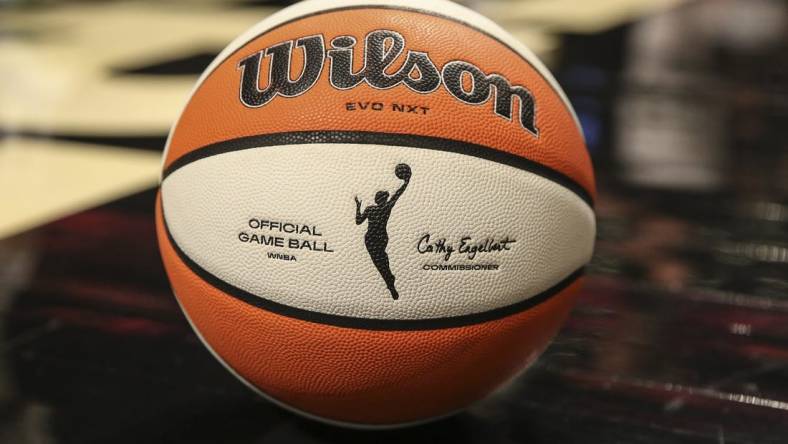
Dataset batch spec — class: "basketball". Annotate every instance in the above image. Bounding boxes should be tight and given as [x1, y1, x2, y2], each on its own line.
[156, 0, 595, 428]
[395, 163, 411, 181]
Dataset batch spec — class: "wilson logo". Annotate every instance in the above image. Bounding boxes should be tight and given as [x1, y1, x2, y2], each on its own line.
[237, 29, 539, 137]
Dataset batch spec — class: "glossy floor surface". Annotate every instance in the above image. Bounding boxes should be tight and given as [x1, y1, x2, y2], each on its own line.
[1, 0, 787, 443]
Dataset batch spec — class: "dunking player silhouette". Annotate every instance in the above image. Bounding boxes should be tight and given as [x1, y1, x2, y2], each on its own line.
[355, 163, 411, 300]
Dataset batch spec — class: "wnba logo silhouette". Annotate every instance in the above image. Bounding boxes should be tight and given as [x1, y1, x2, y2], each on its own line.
[354, 164, 411, 300]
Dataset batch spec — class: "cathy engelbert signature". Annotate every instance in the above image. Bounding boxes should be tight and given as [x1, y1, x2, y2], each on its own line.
[417, 234, 516, 261]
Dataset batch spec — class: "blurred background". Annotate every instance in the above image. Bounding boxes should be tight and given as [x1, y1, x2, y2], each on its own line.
[1, 0, 787, 443]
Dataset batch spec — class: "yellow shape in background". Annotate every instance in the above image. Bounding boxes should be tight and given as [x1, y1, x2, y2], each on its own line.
[0, 137, 161, 239]
[0, 3, 277, 135]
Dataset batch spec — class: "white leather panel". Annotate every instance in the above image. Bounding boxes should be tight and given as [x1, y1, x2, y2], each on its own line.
[161, 143, 594, 320]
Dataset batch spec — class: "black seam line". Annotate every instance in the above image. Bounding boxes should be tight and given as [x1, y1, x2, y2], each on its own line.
[162, 202, 585, 331]
[163, 131, 594, 208]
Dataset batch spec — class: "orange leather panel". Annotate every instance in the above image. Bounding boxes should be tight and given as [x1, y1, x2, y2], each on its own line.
[164, 7, 595, 199]
[156, 194, 580, 425]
